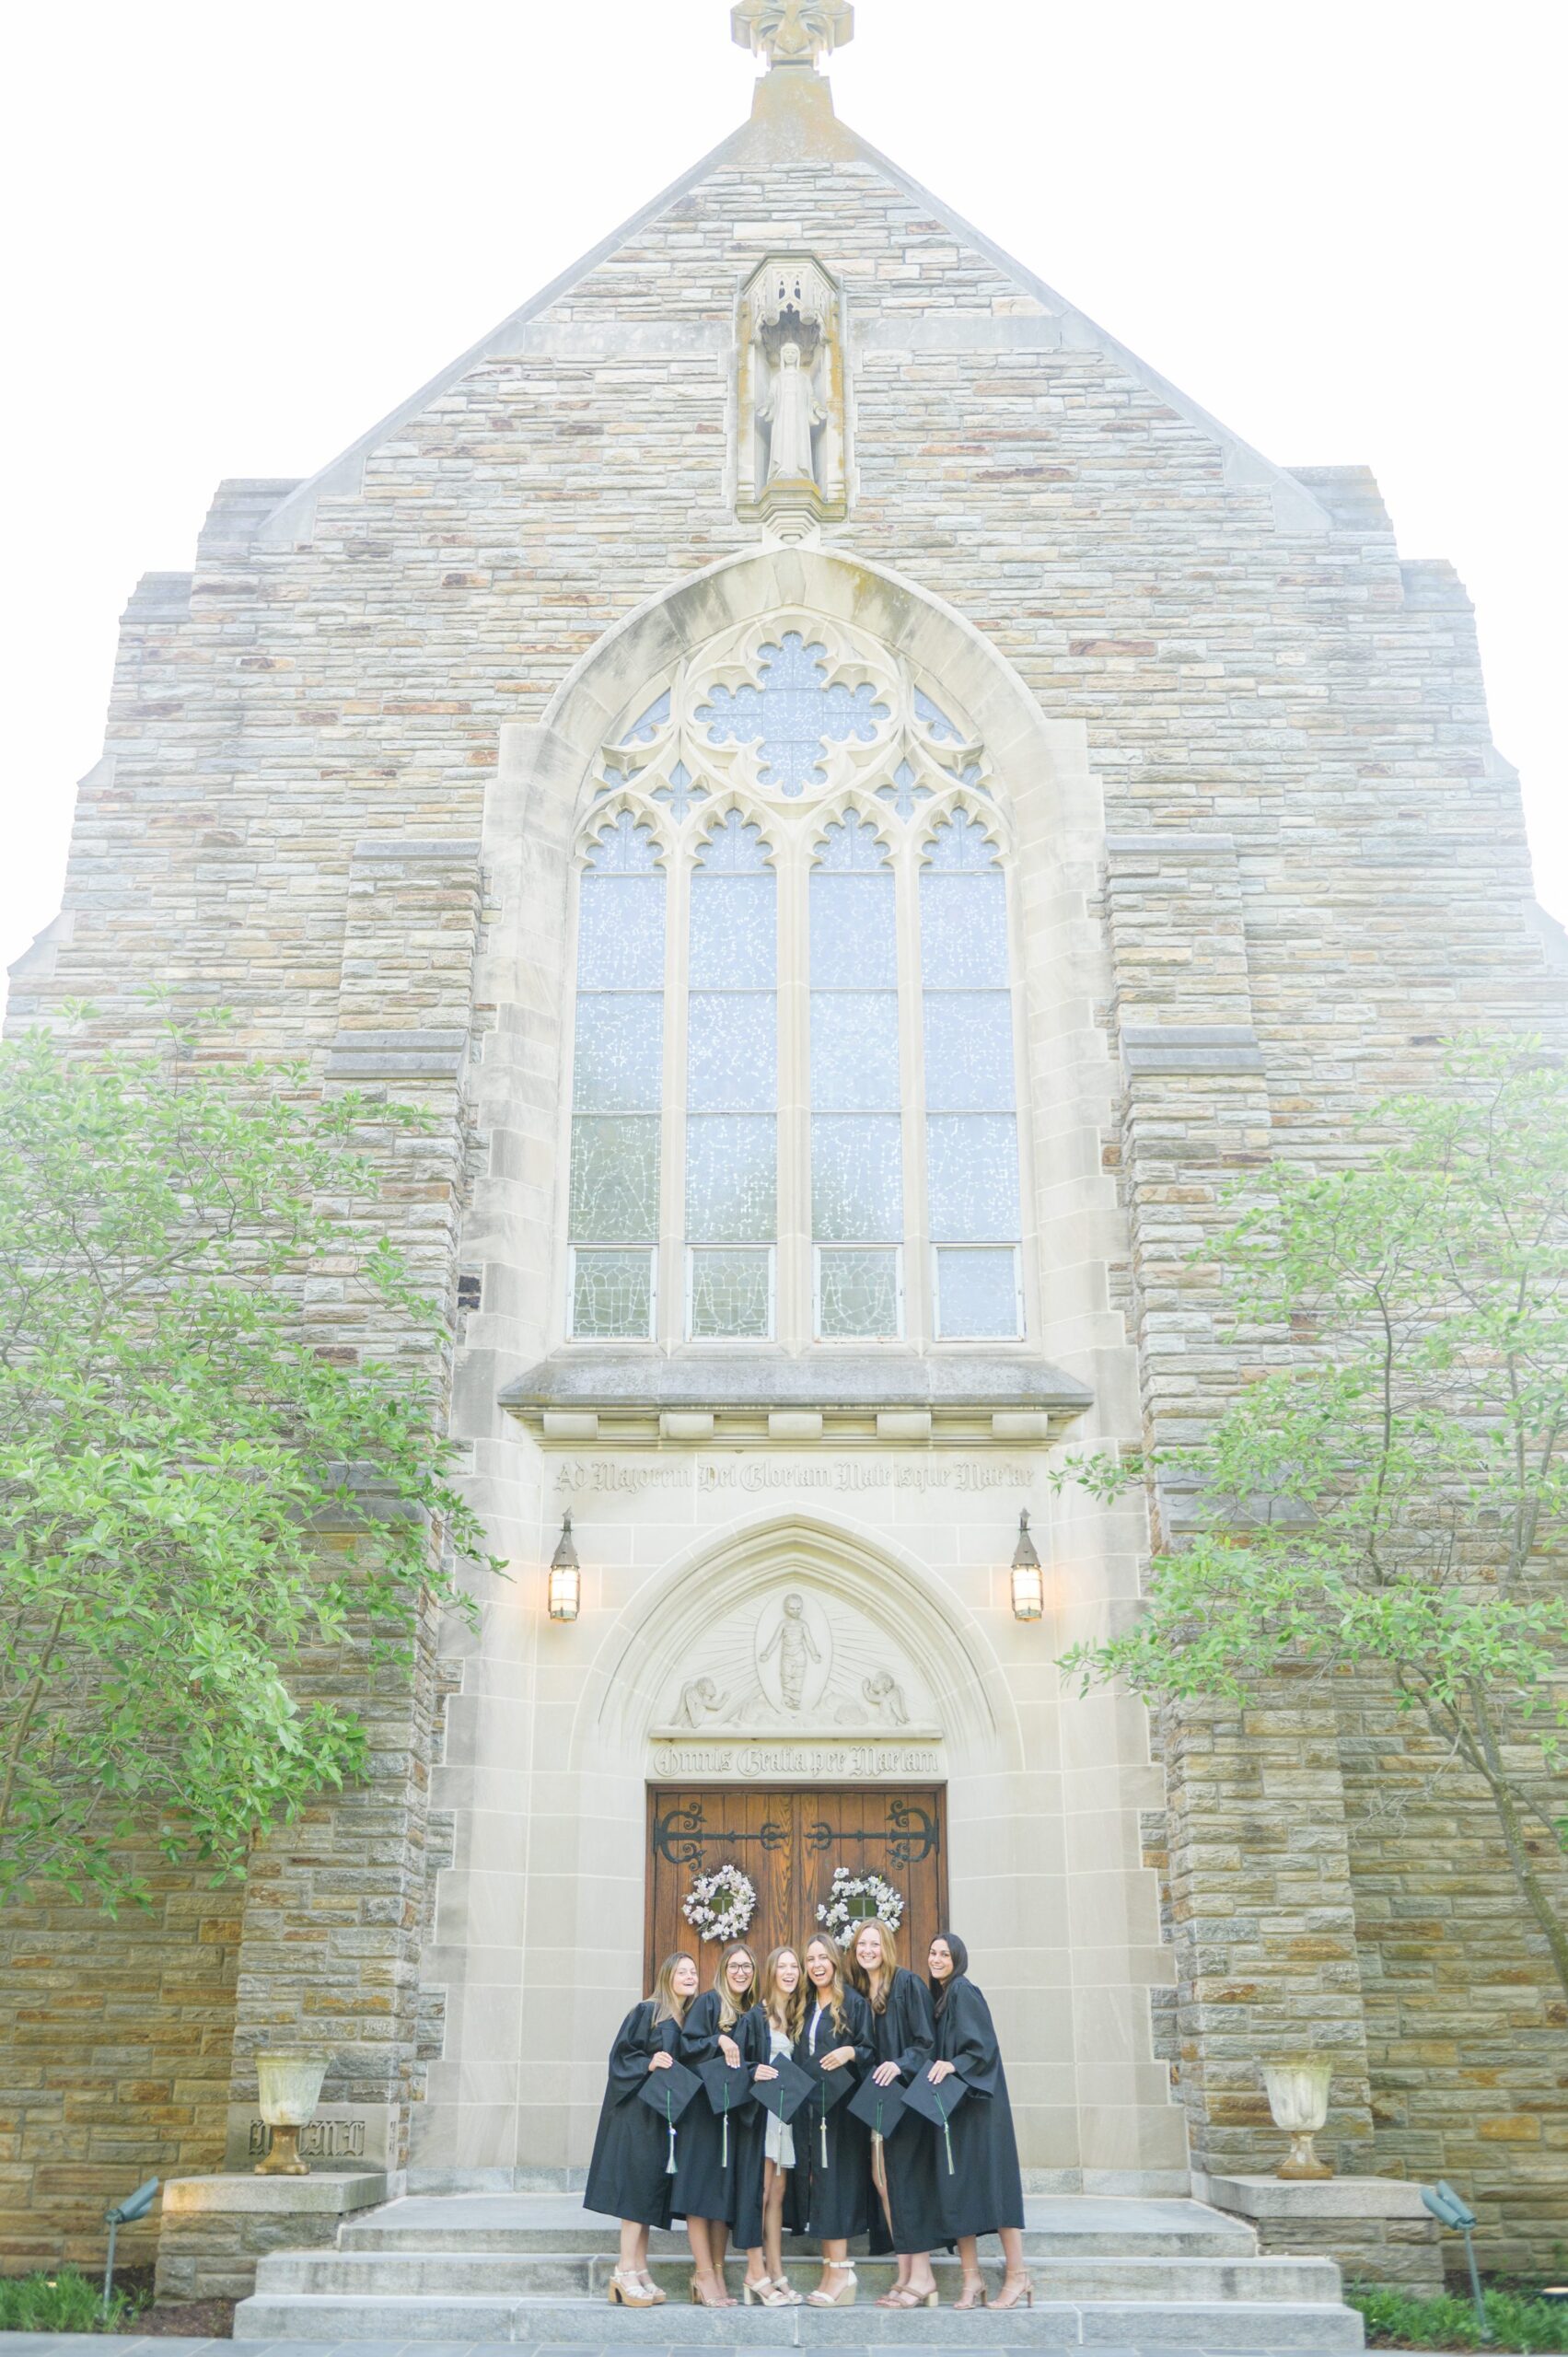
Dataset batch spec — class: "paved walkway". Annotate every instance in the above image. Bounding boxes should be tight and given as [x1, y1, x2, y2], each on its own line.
[0, 2341, 1425, 2357]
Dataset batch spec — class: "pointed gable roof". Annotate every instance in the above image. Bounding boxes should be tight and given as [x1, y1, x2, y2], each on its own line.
[254, 59, 1328, 550]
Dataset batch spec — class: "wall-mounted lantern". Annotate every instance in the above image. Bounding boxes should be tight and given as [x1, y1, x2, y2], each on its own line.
[1010, 1511, 1044, 1621]
[548, 1513, 581, 1623]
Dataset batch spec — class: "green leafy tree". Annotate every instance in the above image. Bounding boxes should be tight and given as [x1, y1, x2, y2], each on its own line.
[0, 1012, 498, 1914]
[1060, 1040, 1568, 1996]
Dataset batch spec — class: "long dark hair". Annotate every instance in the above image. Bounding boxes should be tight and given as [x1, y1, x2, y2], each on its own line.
[929, 1929, 970, 2020]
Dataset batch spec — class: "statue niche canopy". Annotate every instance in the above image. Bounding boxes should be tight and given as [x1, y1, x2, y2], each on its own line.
[738, 256, 849, 529]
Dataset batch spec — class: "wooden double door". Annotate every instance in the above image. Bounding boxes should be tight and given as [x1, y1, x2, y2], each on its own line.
[645, 1785, 947, 1988]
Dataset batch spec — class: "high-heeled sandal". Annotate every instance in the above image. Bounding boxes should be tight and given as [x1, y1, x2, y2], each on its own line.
[743, 2275, 793, 2306]
[807, 2261, 857, 2307]
[690, 2272, 730, 2307]
[885, 2282, 940, 2307]
[772, 2276, 804, 2305]
[990, 2274, 1035, 2310]
[954, 2276, 988, 2311]
[607, 2270, 660, 2307]
[633, 2270, 666, 2305]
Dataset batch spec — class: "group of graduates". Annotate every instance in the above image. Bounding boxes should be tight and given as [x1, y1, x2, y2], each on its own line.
[584, 1918, 1030, 2311]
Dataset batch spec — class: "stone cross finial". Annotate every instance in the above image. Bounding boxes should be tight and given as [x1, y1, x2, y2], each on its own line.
[731, 0, 854, 69]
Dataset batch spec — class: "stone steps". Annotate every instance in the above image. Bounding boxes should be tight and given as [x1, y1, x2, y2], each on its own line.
[233, 2292, 1365, 2347]
[340, 2218, 1259, 2259]
[253, 2247, 1344, 2304]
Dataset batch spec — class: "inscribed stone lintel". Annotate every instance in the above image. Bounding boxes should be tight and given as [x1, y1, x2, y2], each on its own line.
[221, 2102, 394, 2174]
[649, 1736, 943, 1782]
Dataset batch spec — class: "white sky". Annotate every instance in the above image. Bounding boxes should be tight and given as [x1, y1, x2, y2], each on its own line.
[3, 0, 1563, 994]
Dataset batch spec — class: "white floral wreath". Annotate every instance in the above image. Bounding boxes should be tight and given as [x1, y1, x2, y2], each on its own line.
[682, 1864, 758, 1945]
[816, 1866, 905, 1944]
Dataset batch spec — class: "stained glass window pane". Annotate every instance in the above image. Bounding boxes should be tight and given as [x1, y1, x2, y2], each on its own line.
[935, 1248, 1021, 1341]
[919, 872, 1008, 988]
[810, 874, 898, 987]
[688, 993, 776, 1112]
[690, 1249, 773, 1341]
[915, 689, 964, 745]
[686, 1116, 777, 1241]
[923, 992, 1015, 1113]
[696, 634, 889, 799]
[573, 994, 663, 1111]
[818, 1248, 901, 1341]
[578, 877, 666, 990]
[811, 993, 900, 1111]
[926, 1116, 1021, 1243]
[690, 876, 776, 988]
[812, 1115, 903, 1241]
[569, 1117, 662, 1242]
[572, 1249, 656, 1341]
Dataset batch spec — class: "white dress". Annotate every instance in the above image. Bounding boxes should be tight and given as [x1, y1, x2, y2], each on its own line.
[764, 2026, 796, 2168]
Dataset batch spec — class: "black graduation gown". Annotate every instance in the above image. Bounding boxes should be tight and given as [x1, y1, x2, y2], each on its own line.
[728, 2003, 778, 2254]
[930, 1977, 1027, 2242]
[788, 1989, 875, 2242]
[673, 1986, 749, 2225]
[583, 2000, 682, 2230]
[865, 1967, 946, 2256]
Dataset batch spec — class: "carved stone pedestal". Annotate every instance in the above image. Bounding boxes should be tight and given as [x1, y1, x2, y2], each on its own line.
[153, 2171, 388, 2305]
[1198, 2173, 1444, 2295]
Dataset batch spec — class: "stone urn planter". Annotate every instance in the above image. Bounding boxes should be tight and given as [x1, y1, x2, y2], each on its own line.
[254, 2050, 331, 2177]
[1262, 2058, 1334, 2181]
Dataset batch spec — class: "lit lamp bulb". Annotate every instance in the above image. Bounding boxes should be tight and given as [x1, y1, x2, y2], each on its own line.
[548, 1512, 581, 1622]
[1010, 1510, 1044, 1622]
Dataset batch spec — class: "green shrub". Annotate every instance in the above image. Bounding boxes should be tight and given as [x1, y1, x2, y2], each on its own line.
[1352, 2285, 1568, 2352]
[0, 2265, 136, 2330]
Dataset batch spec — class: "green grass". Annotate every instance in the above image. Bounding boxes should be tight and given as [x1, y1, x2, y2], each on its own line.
[1352, 2285, 1568, 2352]
[0, 2265, 139, 2332]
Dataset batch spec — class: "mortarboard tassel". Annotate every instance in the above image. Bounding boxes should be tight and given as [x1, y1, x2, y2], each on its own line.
[666, 2091, 678, 2177]
[820, 2102, 829, 2169]
[722, 2088, 729, 2172]
[938, 2093, 955, 2176]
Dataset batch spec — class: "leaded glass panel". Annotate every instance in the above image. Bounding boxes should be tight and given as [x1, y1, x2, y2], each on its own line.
[690, 877, 776, 988]
[569, 1116, 661, 1243]
[812, 1114, 903, 1242]
[696, 634, 889, 799]
[686, 1115, 777, 1242]
[689, 1248, 773, 1341]
[923, 992, 1015, 1113]
[810, 874, 898, 988]
[935, 1248, 1021, 1341]
[573, 994, 663, 1112]
[572, 1249, 656, 1341]
[925, 1116, 1021, 1243]
[817, 1248, 901, 1341]
[919, 871, 1008, 988]
[811, 993, 900, 1111]
[577, 877, 665, 991]
[687, 993, 777, 1112]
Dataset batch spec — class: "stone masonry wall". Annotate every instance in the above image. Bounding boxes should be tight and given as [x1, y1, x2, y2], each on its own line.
[3, 75, 1564, 2264]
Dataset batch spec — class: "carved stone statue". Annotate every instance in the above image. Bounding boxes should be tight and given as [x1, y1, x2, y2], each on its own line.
[761, 343, 826, 487]
[677, 1676, 729, 1729]
[731, 0, 854, 70]
[758, 1590, 821, 1711]
[862, 1670, 910, 1728]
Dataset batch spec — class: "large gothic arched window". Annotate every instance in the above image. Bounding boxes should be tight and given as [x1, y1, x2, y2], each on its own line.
[565, 615, 1028, 1349]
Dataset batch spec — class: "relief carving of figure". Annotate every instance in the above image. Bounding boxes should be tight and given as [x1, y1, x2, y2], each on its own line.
[757, 1590, 821, 1712]
[676, 1676, 730, 1729]
[761, 342, 826, 486]
[862, 1670, 910, 1727]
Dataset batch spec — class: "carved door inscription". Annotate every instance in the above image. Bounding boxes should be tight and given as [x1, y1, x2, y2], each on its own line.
[645, 1785, 947, 1988]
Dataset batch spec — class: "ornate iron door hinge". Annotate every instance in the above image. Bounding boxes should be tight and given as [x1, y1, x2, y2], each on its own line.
[653, 1802, 787, 1866]
[804, 1799, 939, 1866]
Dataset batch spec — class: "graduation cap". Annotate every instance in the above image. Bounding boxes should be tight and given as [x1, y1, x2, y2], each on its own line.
[638, 2058, 703, 2176]
[902, 2067, 970, 2175]
[697, 2054, 756, 2169]
[750, 2051, 814, 2125]
[847, 2070, 911, 2142]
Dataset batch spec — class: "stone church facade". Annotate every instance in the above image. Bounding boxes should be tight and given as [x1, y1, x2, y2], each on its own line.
[5, 1, 1566, 2285]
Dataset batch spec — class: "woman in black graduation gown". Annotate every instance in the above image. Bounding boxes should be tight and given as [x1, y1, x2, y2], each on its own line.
[925, 1933, 1032, 2311]
[793, 1933, 876, 2305]
[585, 1951, 698, 2307]
[848, 1918, 944, 2306]
[675, 1941, 758, 2306]
[732, 1945, 804, 2307]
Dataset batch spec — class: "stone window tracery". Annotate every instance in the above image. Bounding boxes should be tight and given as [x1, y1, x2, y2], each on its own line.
[567, 613, 1025, 1347]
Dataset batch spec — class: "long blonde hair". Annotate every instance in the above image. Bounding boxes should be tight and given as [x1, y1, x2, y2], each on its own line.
[847, 1917, 899, 2014]
[714, 1942, 758, 2031]
[651, 1951, 694, 2028]
[760, 1945, 805, 2038]
[803, 1933, 851, 2036]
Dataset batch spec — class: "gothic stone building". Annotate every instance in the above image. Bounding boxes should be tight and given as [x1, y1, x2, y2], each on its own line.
[5, 0, 1567, 2292]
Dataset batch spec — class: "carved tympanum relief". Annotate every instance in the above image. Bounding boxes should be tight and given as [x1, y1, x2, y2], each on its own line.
[660, 1584, 927, 1736]
[738, 256, 849, 534]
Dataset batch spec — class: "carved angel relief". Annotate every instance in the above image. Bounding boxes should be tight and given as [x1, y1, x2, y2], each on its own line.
[738, 255, 849, 536]
[658, 1585, 927, 1736]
